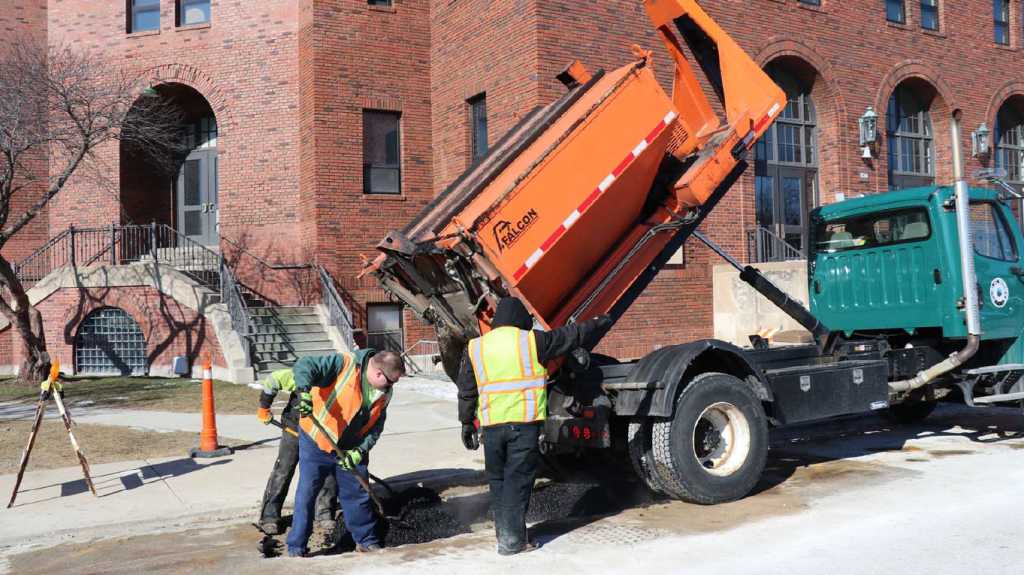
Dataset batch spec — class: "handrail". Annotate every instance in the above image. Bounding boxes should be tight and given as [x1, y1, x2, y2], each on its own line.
[315, 264, 356, 351]
[746, 226, 805, 263]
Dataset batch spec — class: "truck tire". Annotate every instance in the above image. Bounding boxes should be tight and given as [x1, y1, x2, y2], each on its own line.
[650, 372, 768, 504]
[627, 417, 669, 495]
[885, 399, 937, 424]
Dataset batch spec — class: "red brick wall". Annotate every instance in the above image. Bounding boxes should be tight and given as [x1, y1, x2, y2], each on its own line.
[15, 286, 226, 373]
[298, 0, 433, 348]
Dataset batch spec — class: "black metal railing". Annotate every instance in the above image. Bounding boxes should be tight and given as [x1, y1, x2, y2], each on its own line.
[219, 232, 356, 349]
[746, 226, 805, 263]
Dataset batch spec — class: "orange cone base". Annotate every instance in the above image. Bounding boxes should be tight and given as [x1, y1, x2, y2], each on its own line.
[189, 446, 233, 459]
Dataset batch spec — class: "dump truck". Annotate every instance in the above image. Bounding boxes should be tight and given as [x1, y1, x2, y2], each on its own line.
[362, 0, 1024, 505]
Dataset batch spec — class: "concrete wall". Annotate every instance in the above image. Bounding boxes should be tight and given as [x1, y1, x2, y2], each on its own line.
[713, 260, 809, 347]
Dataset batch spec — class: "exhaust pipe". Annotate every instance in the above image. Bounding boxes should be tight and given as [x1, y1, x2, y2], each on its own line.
[890, 110, 981, 395]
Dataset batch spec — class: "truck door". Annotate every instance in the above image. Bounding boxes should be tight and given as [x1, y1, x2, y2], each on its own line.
[969, 199, 1024, 339]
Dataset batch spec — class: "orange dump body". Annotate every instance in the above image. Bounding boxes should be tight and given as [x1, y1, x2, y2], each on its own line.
[362, 0, 785, 377]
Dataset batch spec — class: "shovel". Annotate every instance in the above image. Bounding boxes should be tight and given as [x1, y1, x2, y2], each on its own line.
[269, 417, 399, 497]
[302, 412, 413, 530]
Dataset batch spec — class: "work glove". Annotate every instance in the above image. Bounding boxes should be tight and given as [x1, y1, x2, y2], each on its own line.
[461, 422, 480, 451]
[296, 391, 313, 416]
[256, 407, 272, 425]
[338, 449, 364, 471]
[594, 314, 613, 329]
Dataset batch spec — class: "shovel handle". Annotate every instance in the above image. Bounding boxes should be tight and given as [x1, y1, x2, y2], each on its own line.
[268, 418, 299, 437]
[304, 411, 388, 517]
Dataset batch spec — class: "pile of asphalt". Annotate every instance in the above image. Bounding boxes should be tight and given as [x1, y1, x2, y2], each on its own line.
[324, 486, 471, 550]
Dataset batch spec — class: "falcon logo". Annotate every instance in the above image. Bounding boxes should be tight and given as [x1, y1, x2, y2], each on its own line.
[492, 209, 539, 252]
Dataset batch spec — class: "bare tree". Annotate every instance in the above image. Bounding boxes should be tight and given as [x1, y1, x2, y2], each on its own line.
[0, 38, 184, 381]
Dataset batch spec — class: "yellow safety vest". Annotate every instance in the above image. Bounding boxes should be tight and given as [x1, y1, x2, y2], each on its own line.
[469, 326, 549, 426]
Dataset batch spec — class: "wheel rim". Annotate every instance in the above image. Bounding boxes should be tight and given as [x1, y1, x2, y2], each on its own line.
[691, 401, 751, 477]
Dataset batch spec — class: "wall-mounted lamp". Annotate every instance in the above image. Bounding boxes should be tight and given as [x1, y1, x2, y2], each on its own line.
[140, 83, 160, 98]
[972, 122, 991, 157]
[859, 106, 879, 158]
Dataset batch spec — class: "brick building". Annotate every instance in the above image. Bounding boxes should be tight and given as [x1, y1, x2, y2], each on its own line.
[1, 0, 1021, 381]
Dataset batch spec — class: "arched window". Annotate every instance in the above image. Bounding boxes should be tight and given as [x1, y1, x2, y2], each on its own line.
[75, 307, 148, 375]
[995, 100, 1024, 226]
[886, 85, 934, 191]
[754, 64, 818, 257]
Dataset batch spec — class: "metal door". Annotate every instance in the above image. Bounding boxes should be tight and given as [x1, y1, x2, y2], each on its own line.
[176, 149, 218, 245]
[969, 200, 1023, 339]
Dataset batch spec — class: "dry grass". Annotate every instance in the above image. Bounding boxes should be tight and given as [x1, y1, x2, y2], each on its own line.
[0, 420, 256, 474]
[0, 376, 262, 415]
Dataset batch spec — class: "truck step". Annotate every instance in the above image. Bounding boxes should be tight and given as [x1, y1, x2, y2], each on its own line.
[966, 364, 1024, 375]
[972, 391, 1024, 404]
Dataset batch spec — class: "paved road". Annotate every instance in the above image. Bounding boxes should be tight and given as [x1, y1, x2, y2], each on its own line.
[3, 403, 1023, 575]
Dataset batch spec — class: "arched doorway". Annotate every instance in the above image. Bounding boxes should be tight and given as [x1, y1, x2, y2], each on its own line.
[75, 307, 148, 375]
[754, 61, 819, 255]
[886, 83, 935, 191]
[120, 83, 219, 246]
[994, 96, 1024, 226]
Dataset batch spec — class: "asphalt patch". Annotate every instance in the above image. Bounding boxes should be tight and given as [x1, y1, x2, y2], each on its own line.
[324, 486, 472, 551]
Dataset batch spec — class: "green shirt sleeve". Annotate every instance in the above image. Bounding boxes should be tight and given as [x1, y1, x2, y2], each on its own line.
[292, 354, 348, 391]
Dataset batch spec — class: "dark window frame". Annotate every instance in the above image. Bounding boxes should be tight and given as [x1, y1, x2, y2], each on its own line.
[815, 207, 932, 254]
[971, 200, 1019, 262]
[362, 110, 402, 195]
[885, 0, 906, 23]
[886, 85, 935, 191]
[468, 93, 488, 163]
[127, 0, 160, 33]
[995, 0, 1010, 44]
[797, 0, 821, 5]
[368, 0, 393, 6]
[920, 0, 939, 30]
[176, 0, 211, 26]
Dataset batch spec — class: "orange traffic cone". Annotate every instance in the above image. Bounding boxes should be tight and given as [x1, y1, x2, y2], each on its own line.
[189, 350, 232, 458]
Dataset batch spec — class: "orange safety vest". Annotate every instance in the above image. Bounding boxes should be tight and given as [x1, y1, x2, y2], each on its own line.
[298, 352, 389, 454]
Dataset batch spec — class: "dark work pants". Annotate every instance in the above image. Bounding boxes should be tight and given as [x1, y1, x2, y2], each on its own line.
[259, 402, 338, 524]
[286, 430, 379, 554]
[482, 422, 541, 554]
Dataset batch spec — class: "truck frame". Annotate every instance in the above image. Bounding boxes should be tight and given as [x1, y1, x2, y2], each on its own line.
[362, 0, 1024, 504]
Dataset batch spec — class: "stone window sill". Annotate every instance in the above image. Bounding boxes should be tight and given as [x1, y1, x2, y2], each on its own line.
[126, 29, 161, 38]
[921, 28, 946, 39]
[177, 22, 212, 32]
[885, 20, 912, 31]
[364, 194, 407, 201]
[994, 42, 1017, 52]
[369, 5, 397, 14]
[796, 2, 827, 13]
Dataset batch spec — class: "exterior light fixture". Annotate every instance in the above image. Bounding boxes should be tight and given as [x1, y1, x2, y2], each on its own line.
[859, 107, 879, 159]
[140, 83, 160, 98]
[972, 122, 991, 157]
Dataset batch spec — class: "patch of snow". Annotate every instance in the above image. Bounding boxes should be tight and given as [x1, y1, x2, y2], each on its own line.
[129, 426, 176, 434]
[398, 377, 458, 401]
[247, 382, 264, 391]
[74, 400, 95, 407]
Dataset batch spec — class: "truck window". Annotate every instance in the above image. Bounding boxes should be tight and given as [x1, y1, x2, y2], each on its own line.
[970, 202, 1017, 261]
[815, 208, 930, 253]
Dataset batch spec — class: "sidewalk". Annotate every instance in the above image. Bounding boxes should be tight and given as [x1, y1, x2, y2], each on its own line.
[0, 377, 485, 549]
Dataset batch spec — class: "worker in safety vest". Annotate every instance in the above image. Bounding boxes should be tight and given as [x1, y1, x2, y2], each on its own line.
[284, 349, 406, 557]
[255, 369, 339, 535]
[456, 297, 611, 555]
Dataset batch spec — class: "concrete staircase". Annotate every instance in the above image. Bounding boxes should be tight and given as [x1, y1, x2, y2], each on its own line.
[249, 306, 337, 380]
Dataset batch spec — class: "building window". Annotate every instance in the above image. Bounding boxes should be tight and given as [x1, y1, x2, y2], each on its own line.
[469, 94, 488, 162]
[995, 101, 1024, 227]
[363, 110, 401, 195]
[367, 304, 404, 353]
[753, 64, 817, 258]
[798, 0, 821, 5]
[368, 0, 392, 5]
[75, 307, 148, 376]
[885, 0, 905, 23]
[177, 0, 210, 26]
[921, 0, 939, 30]
[129, 0, 160, 33]
[886, 85, 934, 191]
[995, 0, 1010, 44]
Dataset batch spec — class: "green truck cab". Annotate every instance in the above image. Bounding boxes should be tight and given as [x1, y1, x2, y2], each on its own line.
[808, 186, 1024, 366]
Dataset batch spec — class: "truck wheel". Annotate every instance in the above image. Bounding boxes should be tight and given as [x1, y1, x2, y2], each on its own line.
[885, 400, 937, 424]
[650, 372, 768, 504]
[627, 417, 669, 495]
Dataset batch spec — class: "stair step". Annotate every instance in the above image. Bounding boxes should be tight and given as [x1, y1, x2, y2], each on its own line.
[249, 306, 317, 316]
[255, 360, 298, 373]
[250, 314, 321, 326]
[252, 349, 338, 362]
[249, 323, 327, 335]
[251, 340, 333, 353]
[248, 331, 332, 343]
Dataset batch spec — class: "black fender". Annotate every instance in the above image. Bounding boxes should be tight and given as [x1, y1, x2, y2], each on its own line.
[613, 339, 773, 417]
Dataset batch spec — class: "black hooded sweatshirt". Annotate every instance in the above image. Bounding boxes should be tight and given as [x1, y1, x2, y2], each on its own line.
[455, 297, 610, 425]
